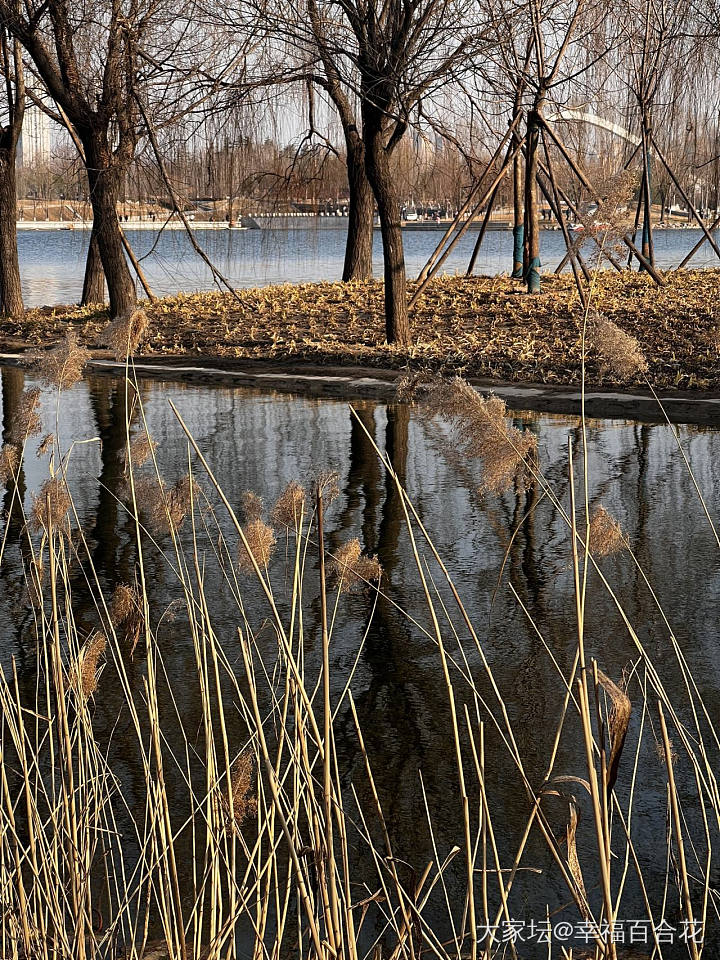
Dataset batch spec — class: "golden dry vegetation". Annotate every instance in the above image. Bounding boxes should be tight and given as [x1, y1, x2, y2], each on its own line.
[5, 270, 720, 390]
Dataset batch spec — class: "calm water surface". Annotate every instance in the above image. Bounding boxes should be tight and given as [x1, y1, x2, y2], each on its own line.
[2, 368, 719, 954]
[17, 220, 720, 306]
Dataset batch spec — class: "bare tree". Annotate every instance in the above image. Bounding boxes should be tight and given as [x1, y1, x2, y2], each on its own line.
[0, 0, 226, 317]
[306, 8, 374, 282]
[0, 23, 24, 316]
[0, 0, 144, 316]
[294, 0, 491, 342]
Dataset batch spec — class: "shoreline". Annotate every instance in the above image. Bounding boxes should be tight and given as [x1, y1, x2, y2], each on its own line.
[0, 351, 717, 425]
[14, 218, 705, 232]
[3, 271, 720, 425]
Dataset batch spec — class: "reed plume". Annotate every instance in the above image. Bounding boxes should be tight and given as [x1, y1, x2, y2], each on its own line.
[238, 519, 277, 571]
[404, 376, 538, 495]
[80, 631, 107, 699]
[331, 539, 382, 592]
[0, 443, 19, 484]
[587, 506, 625, 558]
[574, 171, 637, 263]
[30, 330, 89, 390]
[315, 470, 340, 506]
[121, 431, 157, 472]
[589, 315, 648, 382]
[271, 481, 307, 529]
[37, 433, 55, 457]
[129, 473, 195, 536]
[222, 750, 257, 826]
[30, 475, 72, 533]
[240, 490, 264, 523]
[10, 387, 42, 444]
[101, 308, 150, 360]
[109, 582, 144, 654]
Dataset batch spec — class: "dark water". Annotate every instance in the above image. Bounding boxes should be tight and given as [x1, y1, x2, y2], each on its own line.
[2, 367, 720, 955]
[17, 220, 720, 307]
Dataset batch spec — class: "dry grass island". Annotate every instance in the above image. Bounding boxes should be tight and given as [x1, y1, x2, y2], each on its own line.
[5, 269, 720, 393]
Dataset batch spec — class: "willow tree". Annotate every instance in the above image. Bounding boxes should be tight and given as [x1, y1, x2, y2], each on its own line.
[297, 0, 490, 344]
[0, 25, 23, 317]
[0, 0, 142, 316]
[306, 2, 374, 282]
[0, 0, 221, 318]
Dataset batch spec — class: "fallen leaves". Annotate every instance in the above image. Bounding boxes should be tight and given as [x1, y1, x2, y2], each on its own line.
[5, 270, 720, 391]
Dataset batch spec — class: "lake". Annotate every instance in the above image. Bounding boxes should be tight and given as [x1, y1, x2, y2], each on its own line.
[1, 366, 718, 955]
[17, 219, 720, 307]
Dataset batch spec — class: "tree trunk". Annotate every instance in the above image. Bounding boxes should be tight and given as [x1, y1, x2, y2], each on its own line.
[343, 133, 374, 282]
[0, 149, 23, 317]
[640, 120, 655, 269]
[523, 102, 544, 294]
[81, 225, 106, 305]
[363, 116, 410, 346]
[82, 132, 136, 318]
[512, 144, 524, 279]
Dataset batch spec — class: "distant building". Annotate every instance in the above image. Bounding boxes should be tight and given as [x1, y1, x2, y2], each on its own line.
[19, 105, 51, 167]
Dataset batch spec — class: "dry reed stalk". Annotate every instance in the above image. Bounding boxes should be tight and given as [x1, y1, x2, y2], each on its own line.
[315, 482, 342, 956]
[659, 703, 701, 960]
[237, 629, 326, 960]
[569, 438, 617, 958]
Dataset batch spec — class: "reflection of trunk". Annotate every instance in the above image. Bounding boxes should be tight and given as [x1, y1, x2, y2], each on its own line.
[333, 404, 382, 553]
[0, 149, 23, 317]
[82, 132, 136, 318]
[343, 133, 374, 282]
[363, 106, 410, 345]
[87, 377, 129, 577]
[81, 225, 106, 305]
[1, 367, 26, 538]
[523, 98, 544, 294]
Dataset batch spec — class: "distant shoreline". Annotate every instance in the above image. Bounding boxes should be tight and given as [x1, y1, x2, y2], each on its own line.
[14, 218, 707, 232]
[15, 220, 249, 231]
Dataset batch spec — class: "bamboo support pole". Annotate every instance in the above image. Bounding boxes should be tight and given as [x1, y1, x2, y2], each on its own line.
[649, 135, 720, 265]
[409, 137, 525, 308]
[541, 119, 665, 284]
[416, 114, 524, 284]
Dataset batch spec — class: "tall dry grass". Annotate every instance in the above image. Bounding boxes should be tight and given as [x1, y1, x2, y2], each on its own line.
[0, 300, 718, 960]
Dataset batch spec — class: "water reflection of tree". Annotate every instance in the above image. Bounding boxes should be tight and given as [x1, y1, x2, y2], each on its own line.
[334, 405, 459, 927]
[330, 402, 381, 553]
[86, 374, 135, 584]
[2, 366, 27, 539]
[0, 367, 36, 656]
